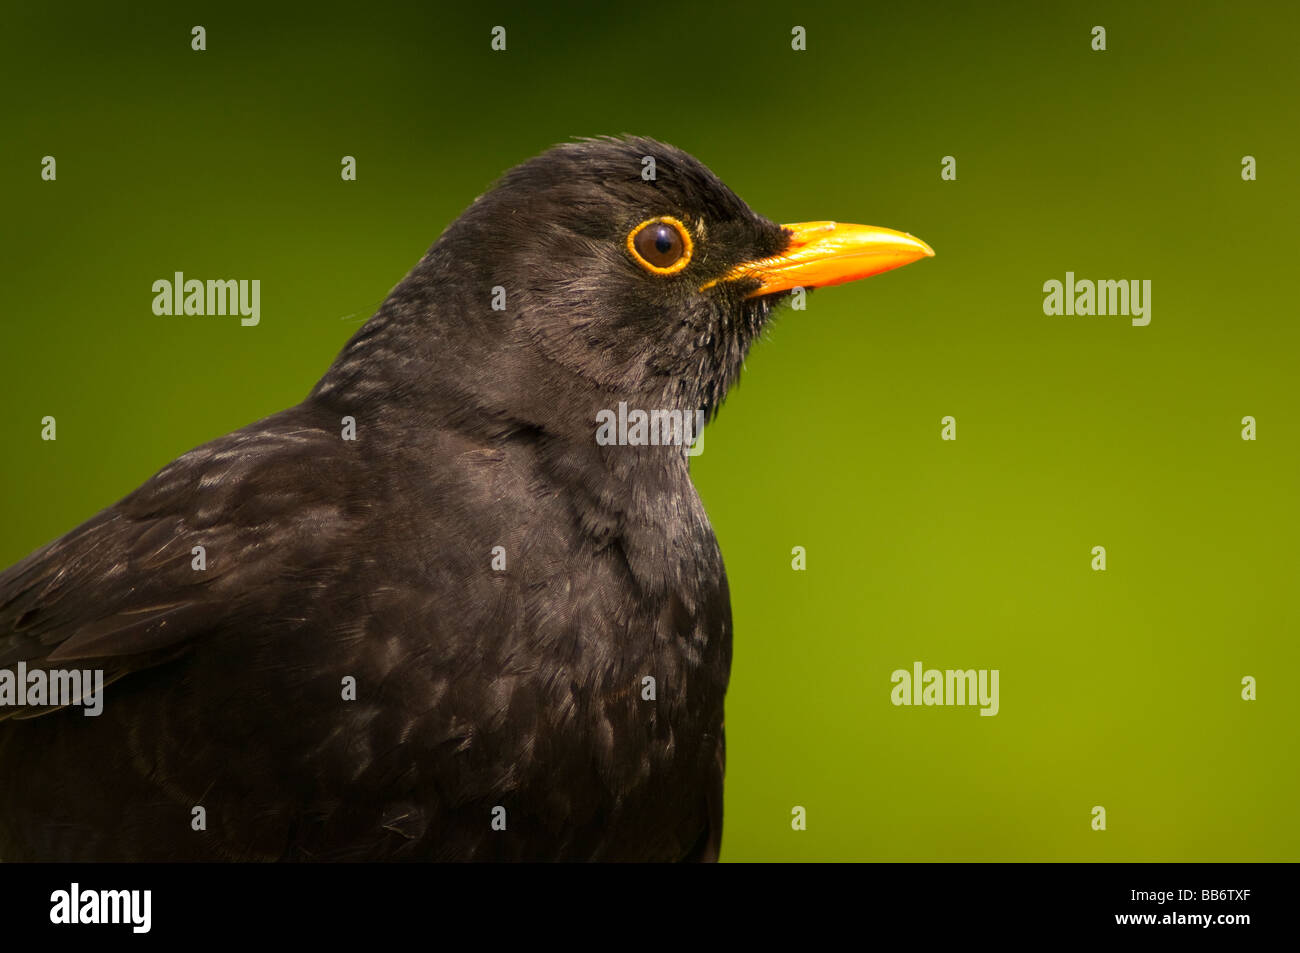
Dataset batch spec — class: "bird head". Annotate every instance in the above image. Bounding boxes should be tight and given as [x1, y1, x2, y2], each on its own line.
[315, 137, 933, 445]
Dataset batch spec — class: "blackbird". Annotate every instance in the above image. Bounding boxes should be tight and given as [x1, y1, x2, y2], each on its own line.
[0, 137, 932, 861]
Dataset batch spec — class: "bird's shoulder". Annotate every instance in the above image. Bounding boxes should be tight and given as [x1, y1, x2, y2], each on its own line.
[0, 403, 367, 680]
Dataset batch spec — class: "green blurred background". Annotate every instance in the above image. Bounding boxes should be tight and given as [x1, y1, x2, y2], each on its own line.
[1, 0, 1296, 861]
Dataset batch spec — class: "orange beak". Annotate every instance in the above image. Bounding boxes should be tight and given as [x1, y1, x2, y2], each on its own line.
[703, 221, 934, 297]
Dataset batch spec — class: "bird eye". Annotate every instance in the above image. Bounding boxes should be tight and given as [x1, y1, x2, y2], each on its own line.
[627, 217, 692, 275]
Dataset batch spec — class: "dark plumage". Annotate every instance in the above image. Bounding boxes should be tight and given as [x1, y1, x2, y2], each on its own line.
[0, 137, 930, 861]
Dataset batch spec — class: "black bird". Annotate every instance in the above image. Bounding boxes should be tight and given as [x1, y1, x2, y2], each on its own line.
[0, 137, 932, 861]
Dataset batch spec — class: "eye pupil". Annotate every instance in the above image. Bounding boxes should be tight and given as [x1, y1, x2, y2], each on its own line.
[631, 218, 688, 272]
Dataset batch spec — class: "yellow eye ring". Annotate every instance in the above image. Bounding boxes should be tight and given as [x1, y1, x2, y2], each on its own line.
[626, 216, 693, 275]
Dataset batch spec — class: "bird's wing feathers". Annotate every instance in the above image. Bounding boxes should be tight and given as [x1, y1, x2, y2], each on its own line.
[0, 408, 359, 717]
